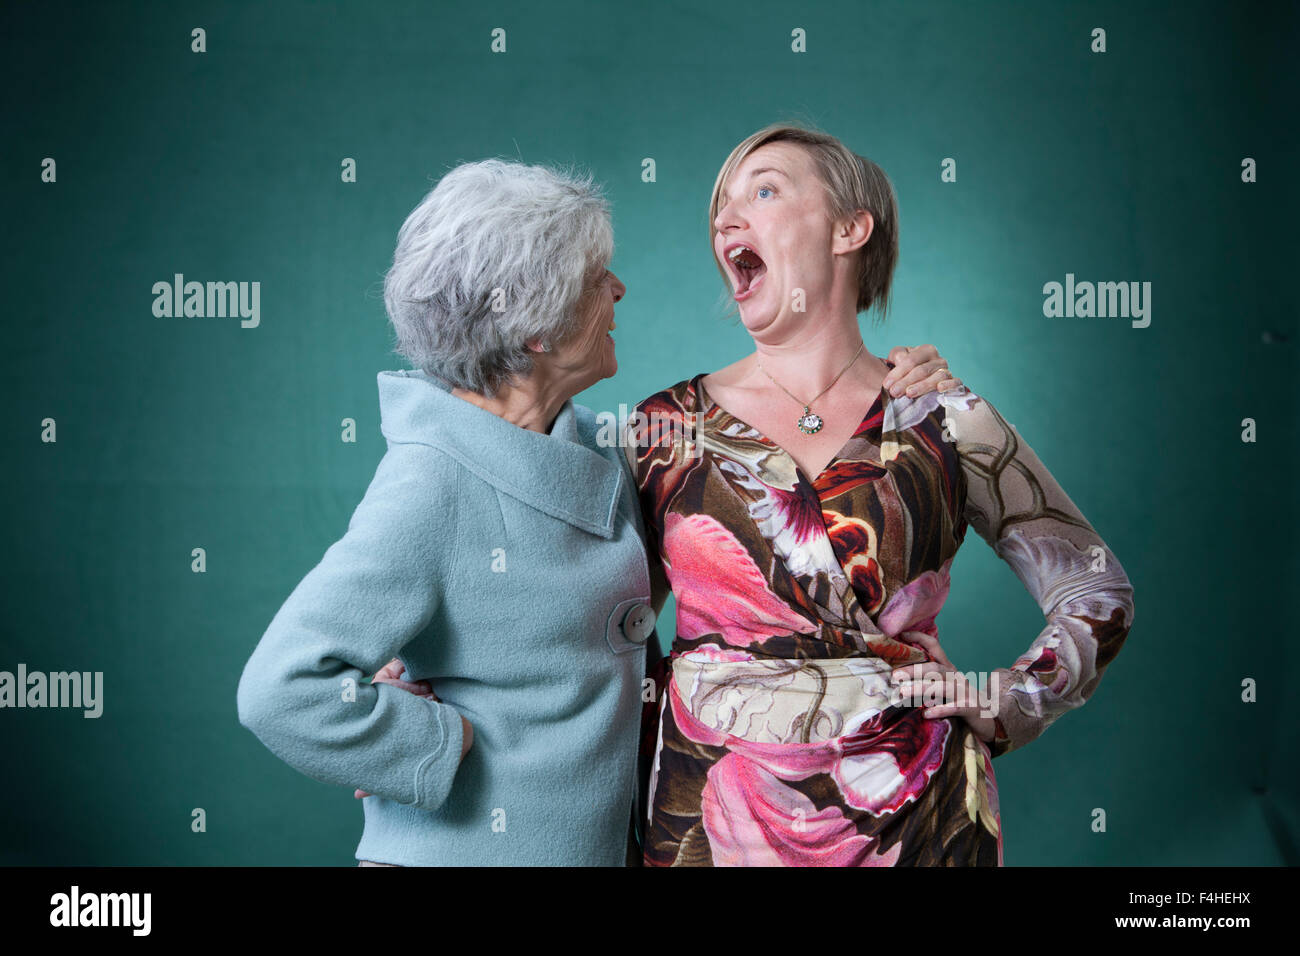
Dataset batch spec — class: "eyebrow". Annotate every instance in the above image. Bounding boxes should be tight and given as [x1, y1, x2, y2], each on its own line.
[720, 166, 792, 206]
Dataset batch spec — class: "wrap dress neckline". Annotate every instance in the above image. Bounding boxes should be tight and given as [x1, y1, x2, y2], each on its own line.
[692, 358, 898, 489]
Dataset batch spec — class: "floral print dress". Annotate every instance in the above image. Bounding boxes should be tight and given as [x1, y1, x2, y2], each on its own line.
[631, 363, 1135, 866]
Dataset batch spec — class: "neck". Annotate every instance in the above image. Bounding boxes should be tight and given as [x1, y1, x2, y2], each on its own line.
[451, 373, 570, 434]
[749, 305, 877, 396]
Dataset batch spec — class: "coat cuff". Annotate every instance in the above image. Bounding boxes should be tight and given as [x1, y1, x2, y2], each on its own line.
[411, 698, 465, 812]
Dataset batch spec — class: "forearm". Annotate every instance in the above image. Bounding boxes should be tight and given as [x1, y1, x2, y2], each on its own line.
[986, 568, 1134, 757]
[237, 622, 464, 810]
[236, 446, 465, 809]
[949, 389, 1136, 757]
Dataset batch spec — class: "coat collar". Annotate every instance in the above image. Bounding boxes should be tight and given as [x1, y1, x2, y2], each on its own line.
[376, 369, 624, 539]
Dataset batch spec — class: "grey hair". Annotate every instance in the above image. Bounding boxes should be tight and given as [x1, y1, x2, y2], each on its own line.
[383, 159, 614, 396]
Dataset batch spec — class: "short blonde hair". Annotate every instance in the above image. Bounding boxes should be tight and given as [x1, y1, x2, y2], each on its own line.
[708, 123, 900, 322]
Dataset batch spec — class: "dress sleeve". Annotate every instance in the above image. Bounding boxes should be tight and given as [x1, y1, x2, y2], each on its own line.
[626, 385, 695, 576]
[943, 388, 1135, 759]
[235, 444, 466, 811]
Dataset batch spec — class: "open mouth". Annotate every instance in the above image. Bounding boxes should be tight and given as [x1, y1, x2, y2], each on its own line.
[725, 242, 767, 300]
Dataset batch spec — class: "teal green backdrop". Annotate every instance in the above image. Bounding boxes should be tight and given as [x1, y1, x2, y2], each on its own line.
[2, 0, 1295, 865]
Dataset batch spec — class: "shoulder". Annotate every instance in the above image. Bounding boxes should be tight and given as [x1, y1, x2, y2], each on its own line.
[931, 384, 1016, 444]
[567, 399, 651, 537]
[621, 378, 704, 480]
[914, 386, 1036, 495]
[570, 399, 602, 445]
[889, 380, 998, 427]
[292, 443, 461, 586]
[883, 382, 1019, 455]
[631, 377, 706, 450]
[570, 398, 633, 460]
[356, 441, 461, 531]
[634, 376, 703, 419]
[570, 399, 634, 482]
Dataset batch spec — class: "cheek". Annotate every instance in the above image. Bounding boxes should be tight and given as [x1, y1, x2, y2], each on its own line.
[585, 314, 609, 352]
[783, 235, 828, 281]
[571, 301, 603, 347]
[773, 242, 806, 281]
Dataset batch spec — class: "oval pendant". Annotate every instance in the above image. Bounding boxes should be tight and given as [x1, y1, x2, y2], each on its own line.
[797, 410, 824, 434]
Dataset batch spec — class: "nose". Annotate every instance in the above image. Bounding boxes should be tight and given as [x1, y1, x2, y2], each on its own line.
[609, 271, 626, 303]
[713, 193, 745, 235]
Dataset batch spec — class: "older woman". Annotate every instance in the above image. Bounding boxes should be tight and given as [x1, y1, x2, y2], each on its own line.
[235, 157, 959, 866]
[631, 124, 1136, 866]
[236, 158, 653, 867]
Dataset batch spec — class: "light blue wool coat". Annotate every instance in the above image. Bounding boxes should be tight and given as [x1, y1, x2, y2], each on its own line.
[236, 369, 654, 866]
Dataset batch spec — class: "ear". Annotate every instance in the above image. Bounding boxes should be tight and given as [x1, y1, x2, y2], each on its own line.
[831, 209, 873, 256]
[525, 337, 552, 354]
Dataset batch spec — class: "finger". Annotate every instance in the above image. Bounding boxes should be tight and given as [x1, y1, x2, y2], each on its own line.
[895, 661, 983, 712]
[924, 359, 951, 381]
[900, 363, 955, 398]
[891, 668, 954, 708]
[372, 673, 437, 697]
[381, 660, 435, 695]
[354, 789, 371, 799]
[373, 658, 405, 680]
[912, 637, 953, 672]
[883, 345, 914, 382]
[916, 675, 987, 718]
[920, 693, 982, 719]
[888, 364, 943, 399]
[893, 667, 953, 690]
[375, 659, 428, 691]
[926, 707, 996, 746]
[882, 344, 933, 390]
[895, 343, 939, 367]
[922, 702, 965, 719]
[890, 662, 949, 682]
[922, 359, 956, 382]
[898, 631, 954, 671]
[883, 347, 923, 394]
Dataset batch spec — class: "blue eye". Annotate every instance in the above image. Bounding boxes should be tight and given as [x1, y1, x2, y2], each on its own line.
[757, 186, 773, 199]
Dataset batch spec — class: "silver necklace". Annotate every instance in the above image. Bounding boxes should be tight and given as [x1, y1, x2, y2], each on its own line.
[757, 341, 867, 435]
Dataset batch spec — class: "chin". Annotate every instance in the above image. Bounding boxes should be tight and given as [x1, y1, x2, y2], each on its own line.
[737, 302, 779, 333]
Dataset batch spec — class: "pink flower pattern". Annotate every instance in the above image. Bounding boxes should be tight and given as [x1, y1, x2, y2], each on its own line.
[633, 368, 1133, 867]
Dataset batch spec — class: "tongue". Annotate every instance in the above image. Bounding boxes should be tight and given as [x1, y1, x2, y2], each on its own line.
[734, 251, 766, 292]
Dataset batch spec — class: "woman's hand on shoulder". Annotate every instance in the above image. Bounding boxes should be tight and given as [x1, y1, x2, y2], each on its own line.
[353, 658, 473, 798]
[883, 344, 962, 398]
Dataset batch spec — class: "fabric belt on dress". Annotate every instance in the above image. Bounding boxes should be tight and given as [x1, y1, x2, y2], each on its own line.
[669, 650, 901, 746]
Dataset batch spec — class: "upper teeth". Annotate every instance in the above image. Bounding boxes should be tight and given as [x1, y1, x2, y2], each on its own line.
[728, 245, 753, 262]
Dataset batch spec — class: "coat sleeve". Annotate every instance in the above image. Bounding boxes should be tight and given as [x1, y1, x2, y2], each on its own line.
[236, 443, 465, 811]
[944, 388, 1135, 759]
